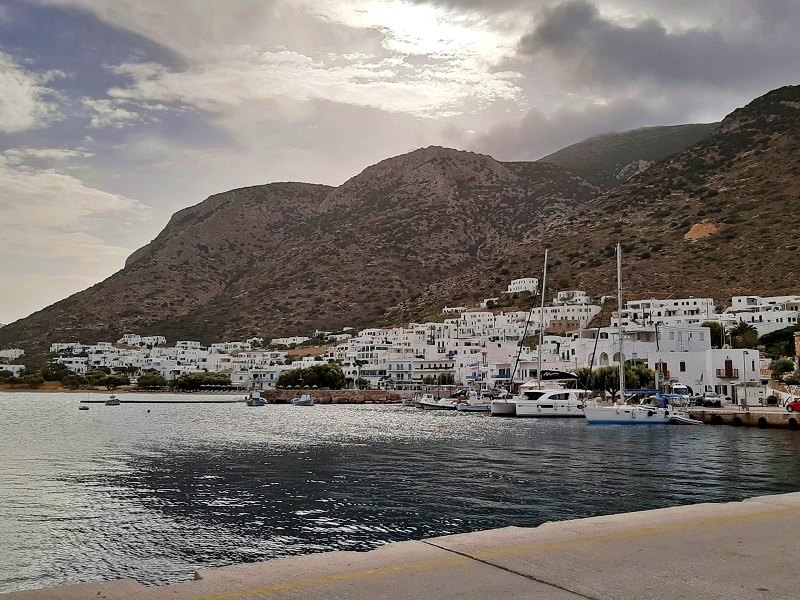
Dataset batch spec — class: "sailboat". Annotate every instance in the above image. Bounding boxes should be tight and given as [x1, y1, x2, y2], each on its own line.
[583, 244, 699, 425]
[512, 261, 589, 418]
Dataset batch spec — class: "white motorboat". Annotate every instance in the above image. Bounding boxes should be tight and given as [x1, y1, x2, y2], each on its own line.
[105, 394, 121, 406]
[419, 396, 457, 410]
[514, 389, 587, 418]
[292, 393, 314, 406]
[245, 391, 266, 406]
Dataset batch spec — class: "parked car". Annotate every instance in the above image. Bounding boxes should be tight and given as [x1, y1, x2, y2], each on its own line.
[692, 392, 723, 408]
[785, 399, 800, 412]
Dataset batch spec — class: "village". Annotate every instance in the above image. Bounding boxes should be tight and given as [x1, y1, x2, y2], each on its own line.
[2, 279, 799, 406]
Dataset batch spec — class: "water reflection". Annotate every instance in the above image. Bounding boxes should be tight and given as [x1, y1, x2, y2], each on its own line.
[1, 393, 800, 592]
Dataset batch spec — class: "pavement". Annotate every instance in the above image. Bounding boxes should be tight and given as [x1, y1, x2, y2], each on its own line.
[4, 492, 800, 600]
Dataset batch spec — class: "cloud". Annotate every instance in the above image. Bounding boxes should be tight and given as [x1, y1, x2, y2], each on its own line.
[0, 51, 61, 133]
[0, 147, 151, 321]
[81, 97, 142, 128]
[518, 0, 800, 90]
[3, 147, 94, 164]
[104, 48, 520, 119]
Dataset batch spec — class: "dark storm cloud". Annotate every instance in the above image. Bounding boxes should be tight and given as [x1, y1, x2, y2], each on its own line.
[518, 0, 800, 89]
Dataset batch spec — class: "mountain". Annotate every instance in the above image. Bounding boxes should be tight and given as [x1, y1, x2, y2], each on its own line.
[540, 123, 719, 189]
[3, 85, 798, 363]
[0, 147, 596, 360]
[387, 85, 800, 323]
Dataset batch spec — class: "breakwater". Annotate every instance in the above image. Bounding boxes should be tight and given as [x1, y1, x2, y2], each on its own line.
[264, 389, 402, 404]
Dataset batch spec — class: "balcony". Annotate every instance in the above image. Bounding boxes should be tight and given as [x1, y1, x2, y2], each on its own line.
[716, 368, 739, 378]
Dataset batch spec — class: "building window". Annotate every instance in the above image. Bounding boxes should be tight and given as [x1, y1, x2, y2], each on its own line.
[680, 361, 686, 372]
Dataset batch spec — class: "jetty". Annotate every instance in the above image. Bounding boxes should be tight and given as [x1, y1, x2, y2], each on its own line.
[688, 406, 800, 429]
[4, 492, 799, 599]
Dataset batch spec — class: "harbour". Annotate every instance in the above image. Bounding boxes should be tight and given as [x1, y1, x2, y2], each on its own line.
[3, 393, 800, 596]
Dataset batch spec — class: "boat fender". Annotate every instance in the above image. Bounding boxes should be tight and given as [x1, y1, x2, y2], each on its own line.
[665, 410, 669, 416]
[647, 410, 654, 417]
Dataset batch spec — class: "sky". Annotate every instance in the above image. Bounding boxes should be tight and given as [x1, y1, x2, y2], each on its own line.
[0, 0, 798, 325]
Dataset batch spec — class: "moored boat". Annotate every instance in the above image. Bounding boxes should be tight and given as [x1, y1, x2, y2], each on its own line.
[245, 391, 266, 406]
[419, 396, 457, 410]
[105, 394, 121, 406]
[514, 389, 587, 418]
[292, 393, 315, 406]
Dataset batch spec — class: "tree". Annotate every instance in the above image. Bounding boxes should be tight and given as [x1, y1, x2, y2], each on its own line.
[760, 325, 800, 358]
[62, 374, 88, 389]
[0, 369, 13, 380]
[771, 358, 796, 381]
[730, 321, 759, 349]
[41, 363, 71, 382]
[168, 372, 231, 391]
[437, 373, 455, 385]
[137, 374, 168, 388]
[785, 370, 800, 386]
[701, 321, 725, 348]
[99, 374, 129, 389]
[277, 363, 346, 389]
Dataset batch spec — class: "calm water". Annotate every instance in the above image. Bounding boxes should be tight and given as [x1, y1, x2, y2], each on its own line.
[2, 393, 800, 593]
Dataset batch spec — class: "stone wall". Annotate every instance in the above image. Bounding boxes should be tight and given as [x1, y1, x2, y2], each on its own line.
[263, 390, 401, 404]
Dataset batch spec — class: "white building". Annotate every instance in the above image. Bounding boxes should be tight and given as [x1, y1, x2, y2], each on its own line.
[116, 334, 167, 347]
[271, 336, 310, 347]
[647, 348, 762, 399]
[0, 348, 24, 361]
[553, 290, 592, 305]
[506, 277, 539, 294]
[0, 364, 24, 375]
[613, 298, 716, 328]
[721, 295, 800, 336]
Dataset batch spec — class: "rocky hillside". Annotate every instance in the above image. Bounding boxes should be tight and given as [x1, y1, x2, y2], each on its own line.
[2, 86, 798, 362]
[388, 86, 800, 323]
[540, 123, 719, 189]
[0, 147, 596, 360]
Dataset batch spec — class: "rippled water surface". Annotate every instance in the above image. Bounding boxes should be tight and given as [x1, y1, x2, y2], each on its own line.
[3, 392, 800, 593]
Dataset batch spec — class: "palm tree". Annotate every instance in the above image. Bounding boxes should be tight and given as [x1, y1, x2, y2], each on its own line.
[729, 320, 758, 337]
[729, 320, 759, 349]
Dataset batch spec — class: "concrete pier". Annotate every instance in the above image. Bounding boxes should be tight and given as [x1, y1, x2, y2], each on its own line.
[688, 406, 800, 429]
[4, 492, 800, 599]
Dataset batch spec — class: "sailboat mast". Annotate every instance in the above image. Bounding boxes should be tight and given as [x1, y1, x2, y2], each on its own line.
[616, 242, 625, 402]
[537, 249, 548, 389]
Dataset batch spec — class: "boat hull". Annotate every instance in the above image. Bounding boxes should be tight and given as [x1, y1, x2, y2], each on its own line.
[490, 400, 516, 416]
[584, 405, 670, 424]
[456, 404, 490, 412]
[514, 402, 585, 418]
[420, 401, 456, 410]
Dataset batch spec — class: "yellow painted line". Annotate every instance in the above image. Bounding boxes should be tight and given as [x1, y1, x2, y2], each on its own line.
[194, 505, 796, 600]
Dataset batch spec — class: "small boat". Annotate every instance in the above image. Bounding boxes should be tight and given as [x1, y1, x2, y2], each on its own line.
[78, 405, 89, 411]
[670, 412, 703, 425]
[245, 391, 266, 406]
[419, 396, 457, 410]
[105, 394, 121, 406]
[455, 390, 490, 413]
[292, 393, 315, 406]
